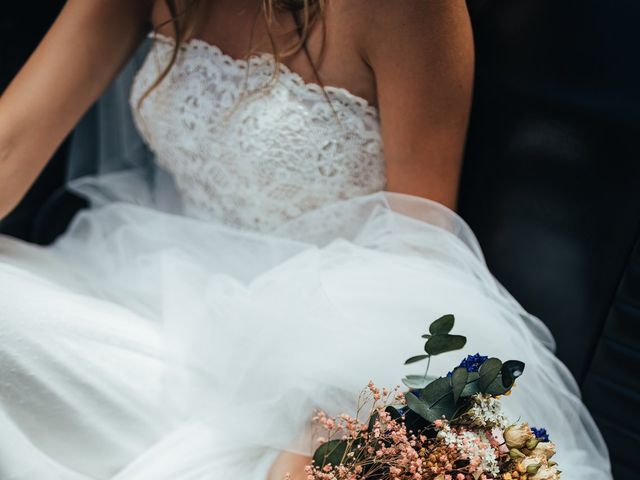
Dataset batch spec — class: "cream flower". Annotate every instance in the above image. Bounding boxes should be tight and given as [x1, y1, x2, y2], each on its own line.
[504, 423, 534, 449]
[530, 464, 561, 480]
[531, 441, 557, 460]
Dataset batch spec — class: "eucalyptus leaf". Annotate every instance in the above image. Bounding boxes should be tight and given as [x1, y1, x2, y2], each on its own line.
[429, 314, 455, 335]
[313, 439, 349, 468]
[407, 387, 458, 423]
[405, 391, 433, 421]
[420, 377, 451, 407]
[385, 406, 403, 420]
[478, 357, 502, 392]
[410, 400, 450, 423]
[402, 375, 431, 389]
[424, 334, 467, 356]
[450, 367, 469, 403]
[501, 360, 525, 388]
[421, 390, 458, 421]
[405, 354, 429, 365]
[460, 372, 481, 398]
[483, 375, 511, 396]
[460, 382, 481, 397]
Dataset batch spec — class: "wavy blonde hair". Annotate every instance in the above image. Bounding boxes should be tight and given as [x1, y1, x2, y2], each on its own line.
[138, 0, 327, 108]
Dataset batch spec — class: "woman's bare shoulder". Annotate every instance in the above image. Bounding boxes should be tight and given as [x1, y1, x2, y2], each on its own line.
[338, 0, 475, 209]
[332, 0, 472, 62]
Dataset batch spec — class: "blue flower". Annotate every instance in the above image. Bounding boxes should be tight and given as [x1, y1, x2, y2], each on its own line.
[531, 427, 550, 442]
[447, 353, 489, 376]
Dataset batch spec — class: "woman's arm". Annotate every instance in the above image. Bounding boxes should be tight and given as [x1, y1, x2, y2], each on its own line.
[362, 0, 475, 211]
[0, 0, 153, 220]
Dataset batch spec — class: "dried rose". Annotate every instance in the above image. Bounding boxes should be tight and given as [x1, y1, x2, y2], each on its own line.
[504, 423, 534, 449]
[531, 441, 557, 460]
[530, 464, 561, 480]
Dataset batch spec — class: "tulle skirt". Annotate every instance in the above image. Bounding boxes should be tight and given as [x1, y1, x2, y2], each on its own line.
[0, 191, 612, 479]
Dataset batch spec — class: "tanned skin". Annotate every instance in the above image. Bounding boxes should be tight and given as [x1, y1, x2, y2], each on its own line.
[0, 0, 154, 219]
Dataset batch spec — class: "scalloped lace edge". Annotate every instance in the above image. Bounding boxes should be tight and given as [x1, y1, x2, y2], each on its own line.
[148, 31, 380, 118]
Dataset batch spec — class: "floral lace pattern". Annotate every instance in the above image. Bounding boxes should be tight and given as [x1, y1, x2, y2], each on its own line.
[129, 33, 386, 232]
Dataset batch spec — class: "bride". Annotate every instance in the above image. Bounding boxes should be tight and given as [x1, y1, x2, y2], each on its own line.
[0, 0, 612, 478]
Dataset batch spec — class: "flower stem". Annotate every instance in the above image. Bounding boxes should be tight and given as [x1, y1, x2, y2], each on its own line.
[424, 355, 432, 379]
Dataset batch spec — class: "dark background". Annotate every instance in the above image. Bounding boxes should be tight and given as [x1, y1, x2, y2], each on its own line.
[459, 2, 640, 477]
[2, 1, 639, 478]
[0, 3, 70, 240]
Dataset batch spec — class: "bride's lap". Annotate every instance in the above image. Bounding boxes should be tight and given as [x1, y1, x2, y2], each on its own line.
[0, 263, 172, 478]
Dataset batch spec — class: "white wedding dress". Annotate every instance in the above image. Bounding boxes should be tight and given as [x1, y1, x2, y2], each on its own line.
[0, 33, 612, 479]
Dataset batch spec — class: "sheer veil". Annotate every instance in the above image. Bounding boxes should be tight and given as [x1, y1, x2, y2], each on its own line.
[66, 39, 183, 215]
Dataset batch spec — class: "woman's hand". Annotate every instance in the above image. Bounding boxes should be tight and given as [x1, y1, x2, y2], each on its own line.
[268, 451, 311, 480]
[0, 0, 153, 220]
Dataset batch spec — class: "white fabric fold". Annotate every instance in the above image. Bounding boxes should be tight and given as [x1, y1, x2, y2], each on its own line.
[0, 190, 611, 479]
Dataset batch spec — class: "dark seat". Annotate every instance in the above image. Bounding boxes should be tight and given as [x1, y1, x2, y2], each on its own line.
[459, 1, 640, 477]
[2, 1, 638, 477]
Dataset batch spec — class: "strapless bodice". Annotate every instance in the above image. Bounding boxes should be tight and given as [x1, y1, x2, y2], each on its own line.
[129, 33, 386, 231]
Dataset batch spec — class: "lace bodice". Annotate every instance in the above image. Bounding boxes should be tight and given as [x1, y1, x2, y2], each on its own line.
[129, 33, 386, 232]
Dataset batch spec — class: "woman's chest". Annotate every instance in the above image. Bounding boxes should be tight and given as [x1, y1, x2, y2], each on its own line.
[149, 0, 377, 108]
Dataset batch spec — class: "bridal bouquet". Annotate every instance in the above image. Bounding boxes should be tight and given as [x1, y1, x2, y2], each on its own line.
[303, 315, 560, 480]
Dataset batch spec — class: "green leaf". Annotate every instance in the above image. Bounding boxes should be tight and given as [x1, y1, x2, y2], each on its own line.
[501, 360, 525, 388]
[420, 377, 452, 406]
[483, 375, 510, 396]
[421, 334, 431, 339]
[460, 372, 481, 397]
[313, 439, 349, 468]
[478, 358, 502, 392]
[481, 361, 526, 396]
[408, 382, 459, 423]
[402, 375, 431, 389]
[424, 334, 467, 356]
[385, 405, 403, 420]
[422, 390, 458, 421]
[429, 314, 455, 335]
[405, 392, 433, 421]
[405, 354, 429, 365]
[450, 367, 469, 404]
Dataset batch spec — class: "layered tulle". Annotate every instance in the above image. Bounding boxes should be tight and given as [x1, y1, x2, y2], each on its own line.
[0, 188, 612, 479]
